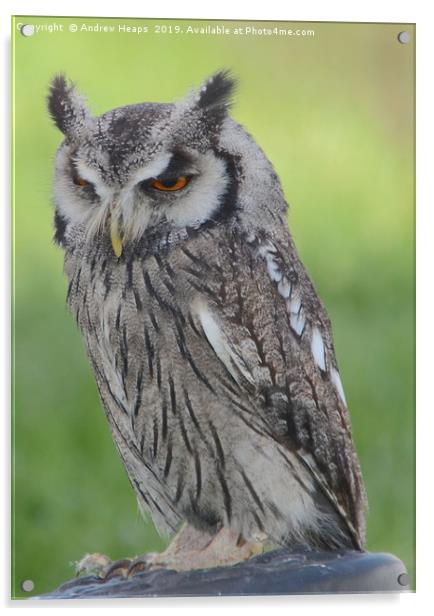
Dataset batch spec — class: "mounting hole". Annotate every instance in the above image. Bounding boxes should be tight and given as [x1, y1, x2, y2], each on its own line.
[398, 572, 409, 586]
[21, 579, 34, 592]
[20, 24, 35, 37]
[397, 31, 410, 44]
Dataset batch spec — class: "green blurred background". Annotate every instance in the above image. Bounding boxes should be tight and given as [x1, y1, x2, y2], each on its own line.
[12, 17, 415, 598]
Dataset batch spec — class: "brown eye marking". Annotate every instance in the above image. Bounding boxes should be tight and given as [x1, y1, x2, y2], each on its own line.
[150, 176, 191, 192]
[73, 175, 92, 188]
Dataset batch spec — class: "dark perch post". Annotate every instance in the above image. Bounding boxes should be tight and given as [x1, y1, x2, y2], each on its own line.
[37, 548, 409, 599]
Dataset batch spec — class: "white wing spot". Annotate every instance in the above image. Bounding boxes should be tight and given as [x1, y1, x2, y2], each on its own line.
[195, 301, 254, 386]
[258, 241, 307, 338]
[331, 367, 347, 406]
[311, 327, 326, 371]
[278, 278, 291, 299]
[290, 310, 306, 336]
[289, 294, 301, 315]
[258, 241, 277, 256]
[259, 242, 283, 283]
[266, 258, 283, 282]
[286, 292, 305, 336]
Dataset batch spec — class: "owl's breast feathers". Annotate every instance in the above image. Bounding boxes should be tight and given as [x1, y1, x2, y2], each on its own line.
[66, 224, 367, 549]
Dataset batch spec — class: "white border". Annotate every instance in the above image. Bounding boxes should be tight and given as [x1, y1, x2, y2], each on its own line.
[1, 0, 431, 613]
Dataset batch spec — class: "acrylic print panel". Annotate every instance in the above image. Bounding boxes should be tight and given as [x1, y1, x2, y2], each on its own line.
[11, 16, 415, 599]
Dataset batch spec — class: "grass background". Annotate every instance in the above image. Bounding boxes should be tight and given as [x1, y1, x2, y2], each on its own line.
[12, 17, 415, 598]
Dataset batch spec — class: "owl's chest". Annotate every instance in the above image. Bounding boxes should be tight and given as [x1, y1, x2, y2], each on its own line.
[69, 250, 212, 414]
[71, 249, 185, 332]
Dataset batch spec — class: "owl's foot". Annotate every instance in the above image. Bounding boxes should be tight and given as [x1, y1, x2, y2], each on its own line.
[128, 525, 264, 575]
[75, 525, 264, 579]
[75, 552, 157, 579]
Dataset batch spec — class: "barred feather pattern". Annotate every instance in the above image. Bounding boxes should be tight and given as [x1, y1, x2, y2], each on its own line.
[64, 221, 367, 550]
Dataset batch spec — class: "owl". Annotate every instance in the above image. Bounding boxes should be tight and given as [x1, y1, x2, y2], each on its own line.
[47, 70, 367, 576]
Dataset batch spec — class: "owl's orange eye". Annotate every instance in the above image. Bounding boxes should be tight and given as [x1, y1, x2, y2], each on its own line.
[150, 176, 190, 192]
[73, 175, 91, 188]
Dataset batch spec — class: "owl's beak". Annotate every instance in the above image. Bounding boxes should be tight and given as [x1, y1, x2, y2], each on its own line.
[110, 217, 123, 258]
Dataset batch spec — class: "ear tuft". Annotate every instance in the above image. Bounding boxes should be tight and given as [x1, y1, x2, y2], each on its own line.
[197, 69, 236, 114]
[47, 74, 90, 137]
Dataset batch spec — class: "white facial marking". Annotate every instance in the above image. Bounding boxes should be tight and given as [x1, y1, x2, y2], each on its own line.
[127, 152, 173, 188]
[331, 367, 347, 406]
[165, 152, 228, 227]
[311, 327, 326, 371]
[120, 152, 175, 240]
[54, 148, 96, 225]
[75, 161, 113, 200]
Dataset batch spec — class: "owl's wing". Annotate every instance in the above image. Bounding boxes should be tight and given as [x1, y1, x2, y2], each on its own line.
[191, 232, 367, 549]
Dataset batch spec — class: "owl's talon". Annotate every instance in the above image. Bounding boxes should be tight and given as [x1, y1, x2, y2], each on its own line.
[127, 553, 162, 577]
[103, 558, 132, 579]
[126, 560, 148, 577]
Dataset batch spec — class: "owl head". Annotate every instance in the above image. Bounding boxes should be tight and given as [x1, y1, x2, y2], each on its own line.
[48, 71, 286, 258]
